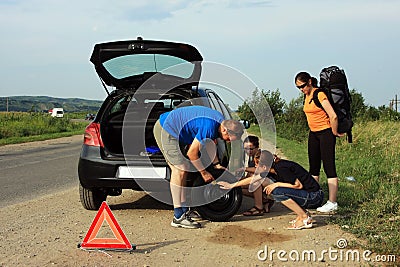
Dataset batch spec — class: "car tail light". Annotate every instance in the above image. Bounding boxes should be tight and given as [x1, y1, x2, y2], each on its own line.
[83, 122, 104, 147]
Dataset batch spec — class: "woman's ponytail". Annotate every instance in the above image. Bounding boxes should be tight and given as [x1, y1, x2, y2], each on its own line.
[310, 77, 319, 87]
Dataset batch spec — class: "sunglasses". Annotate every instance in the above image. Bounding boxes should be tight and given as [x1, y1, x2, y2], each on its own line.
[244, 147, 256, 151]
[296, 82, 308, 89]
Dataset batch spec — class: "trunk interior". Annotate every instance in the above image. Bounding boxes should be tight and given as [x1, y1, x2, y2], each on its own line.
[99, 90, 196, 159]
[101, 103, 171, 158]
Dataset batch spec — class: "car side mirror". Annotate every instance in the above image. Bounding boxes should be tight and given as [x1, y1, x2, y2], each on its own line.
[240, 120, 250, 129]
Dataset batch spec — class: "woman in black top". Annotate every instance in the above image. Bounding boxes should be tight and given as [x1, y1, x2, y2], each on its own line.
[263, 151, 324, 229]
[218, 149, 323, 229]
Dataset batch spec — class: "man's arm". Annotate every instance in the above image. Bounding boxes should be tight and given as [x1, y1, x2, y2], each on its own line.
[186, 138, 215, 183]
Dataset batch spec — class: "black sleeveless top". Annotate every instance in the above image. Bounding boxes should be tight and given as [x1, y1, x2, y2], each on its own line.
[271, 160, 320, 192]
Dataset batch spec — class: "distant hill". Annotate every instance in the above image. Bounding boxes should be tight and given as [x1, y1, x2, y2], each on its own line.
[0, 96, 103, 112]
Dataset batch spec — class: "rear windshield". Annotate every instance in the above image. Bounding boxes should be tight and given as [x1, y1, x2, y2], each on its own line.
[103, 54, 195, 79]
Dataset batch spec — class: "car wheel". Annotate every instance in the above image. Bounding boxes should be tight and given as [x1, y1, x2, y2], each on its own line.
[191, 169, 242, 222]
[196, 186, 242, 222]
[79, 183, 107, 210]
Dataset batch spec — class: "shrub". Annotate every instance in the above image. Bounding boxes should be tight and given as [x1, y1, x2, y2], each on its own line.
[0, 112, 88, 144]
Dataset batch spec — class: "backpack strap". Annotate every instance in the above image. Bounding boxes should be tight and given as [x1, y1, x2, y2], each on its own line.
[309, 88, 324, 110]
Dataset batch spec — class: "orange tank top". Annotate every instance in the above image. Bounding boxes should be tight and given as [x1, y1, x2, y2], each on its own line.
[303, 88, 331, 132]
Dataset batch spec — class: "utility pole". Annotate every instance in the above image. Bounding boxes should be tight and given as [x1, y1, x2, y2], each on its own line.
[6, 97, 9, 112]
[389, 95, 399, 112]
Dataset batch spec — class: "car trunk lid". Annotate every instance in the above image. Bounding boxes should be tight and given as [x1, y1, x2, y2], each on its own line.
[90, 37, 203, 92]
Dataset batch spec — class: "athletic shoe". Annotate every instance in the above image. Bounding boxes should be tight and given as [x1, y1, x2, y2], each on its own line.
[171, 214, 201, 229]
[186, 209, 202, 221]
[316, 200, 338, 213]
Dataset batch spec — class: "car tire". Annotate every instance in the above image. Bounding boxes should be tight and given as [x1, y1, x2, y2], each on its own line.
[79, 183, 107, 210]
[191, 169, 242, 222]
[196, 186, 242, 222]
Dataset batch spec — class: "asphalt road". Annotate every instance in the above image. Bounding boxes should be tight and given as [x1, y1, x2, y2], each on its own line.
[0, 136, 83, 207]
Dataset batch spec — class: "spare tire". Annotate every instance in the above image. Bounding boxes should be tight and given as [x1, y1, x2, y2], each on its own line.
[191, 168, 242, 222]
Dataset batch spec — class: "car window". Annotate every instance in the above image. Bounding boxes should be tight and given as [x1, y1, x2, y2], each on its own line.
[207, 92, 218, 111]
[109, 96, 137, 114]
[103, 54, 195, 79]
[217, 97, 232, 119]
[207, 91, 231, 119]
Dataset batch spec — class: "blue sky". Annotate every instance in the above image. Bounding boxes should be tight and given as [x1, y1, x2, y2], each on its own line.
[0, 0, 399, 108]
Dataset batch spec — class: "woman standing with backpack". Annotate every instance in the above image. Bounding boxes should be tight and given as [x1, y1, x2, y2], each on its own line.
[294, 71, 344, 213]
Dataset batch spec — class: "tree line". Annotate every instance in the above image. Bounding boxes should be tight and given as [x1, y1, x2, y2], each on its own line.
[237, 88, 400, 142]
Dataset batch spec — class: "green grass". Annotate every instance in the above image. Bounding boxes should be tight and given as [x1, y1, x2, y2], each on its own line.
[0, 130, 86, 146]
[334, 121, 400, 255]
[0, 112, 88, 145]
[248, 121, 400, 255]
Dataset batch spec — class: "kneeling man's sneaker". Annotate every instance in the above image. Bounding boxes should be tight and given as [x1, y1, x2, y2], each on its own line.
[171, 214, 201, 229]
[317, 200, 338, 213]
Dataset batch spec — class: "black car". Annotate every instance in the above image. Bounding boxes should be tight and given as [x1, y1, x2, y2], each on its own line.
[78, 38, 246, 221]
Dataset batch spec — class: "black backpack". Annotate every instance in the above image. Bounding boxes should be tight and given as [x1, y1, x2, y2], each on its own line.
[311, 66, 353, 143]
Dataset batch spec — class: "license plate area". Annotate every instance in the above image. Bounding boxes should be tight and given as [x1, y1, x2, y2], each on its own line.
[116, 166, 167, 179]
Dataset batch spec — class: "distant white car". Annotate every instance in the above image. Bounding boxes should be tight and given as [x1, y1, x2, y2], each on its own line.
[51, 108, 64, 118]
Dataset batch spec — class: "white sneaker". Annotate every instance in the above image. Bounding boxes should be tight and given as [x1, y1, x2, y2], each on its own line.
[317, 201, 338, 213]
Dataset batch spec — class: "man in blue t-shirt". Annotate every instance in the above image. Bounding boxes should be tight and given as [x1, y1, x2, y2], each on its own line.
[153, 105, 244, 229]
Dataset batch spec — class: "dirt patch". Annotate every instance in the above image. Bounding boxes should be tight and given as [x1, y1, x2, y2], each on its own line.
[207, 224, 292, 249]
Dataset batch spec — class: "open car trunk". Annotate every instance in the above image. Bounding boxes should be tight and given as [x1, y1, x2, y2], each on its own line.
[102, 109, 167, 158]
[99, 89, 198, 159]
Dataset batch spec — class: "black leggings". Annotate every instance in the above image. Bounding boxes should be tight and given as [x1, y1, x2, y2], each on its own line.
[308, 128, 337, 178]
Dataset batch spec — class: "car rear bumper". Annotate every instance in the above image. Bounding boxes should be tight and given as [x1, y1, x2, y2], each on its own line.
[78, 145, 170, 191]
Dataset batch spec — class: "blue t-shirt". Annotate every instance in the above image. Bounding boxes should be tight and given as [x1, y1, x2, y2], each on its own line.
[159, 106, 224, 145]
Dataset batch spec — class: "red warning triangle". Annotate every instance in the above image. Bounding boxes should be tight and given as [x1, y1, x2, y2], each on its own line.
[80, 201, 133, 250]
